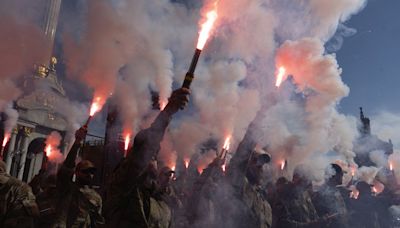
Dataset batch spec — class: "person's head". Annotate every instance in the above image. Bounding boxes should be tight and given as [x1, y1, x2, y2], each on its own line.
[292, 164, 311, 188]
[356, 181, 372, 197]
[142, 158, 158, 190]
[75, 160, 96, 186]
[247, 152, 271, 185]
[276, 177, 289, 193]
[158, 166, 175, 189]
[327, 163, 344, 186]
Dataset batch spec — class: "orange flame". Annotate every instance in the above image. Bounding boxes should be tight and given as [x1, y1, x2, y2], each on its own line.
[124, 134, 131, 151]
[196, 2, 218, 50]
[45, 145, 52, 157]
[275, 66, 287, 88]
[89, 97, 103, 116]
[390, 162, 394, 171]
[223, 136, 231, 151]
[171, 165, 176, 172]
[2, 133, 10, 147]
[184, 159, 190, 169]
[351, 168, 356, 177]
[350, 189, 359, 199]
[280, 160, 286, 170]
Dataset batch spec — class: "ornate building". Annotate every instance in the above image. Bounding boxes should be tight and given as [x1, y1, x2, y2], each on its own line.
[1, 0, 68, 182]
[354, 107, 394, 167]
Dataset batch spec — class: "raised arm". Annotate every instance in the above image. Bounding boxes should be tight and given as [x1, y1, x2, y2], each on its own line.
[113, 88, 190, 185]
[227, 108, 265, 187]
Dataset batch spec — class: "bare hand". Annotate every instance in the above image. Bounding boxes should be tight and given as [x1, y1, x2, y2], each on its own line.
[164, 88, 190, 115]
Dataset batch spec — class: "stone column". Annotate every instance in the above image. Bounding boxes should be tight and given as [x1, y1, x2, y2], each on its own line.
[17, 127, 33, 180]
[5, 127, 18, 174]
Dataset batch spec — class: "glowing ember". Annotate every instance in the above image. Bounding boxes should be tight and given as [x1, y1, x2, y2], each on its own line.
[45, 145, 52, 157]
[184, 159, 190, 169]
[124, 134, 131, 151]
[280, 160, 286, 170]
[171, 166, 176, 172]
[389, 162, 394, 171]
[89, 97, 102, 116]
[223, 136, 231, 151]
[196, 3, 218, 50]
[275, 66, 287, 88]
[2, 133, 10, 147]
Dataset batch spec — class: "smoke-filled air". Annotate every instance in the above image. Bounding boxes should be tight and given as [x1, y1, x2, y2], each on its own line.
[1, 0, 400, 227]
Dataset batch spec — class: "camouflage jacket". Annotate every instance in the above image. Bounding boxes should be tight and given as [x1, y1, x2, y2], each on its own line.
[0, 172, 39, 228]
[224, 115, 272, 228]
[312, 185, 349, 228]
[52, 158, 104, 228]
[272, 184, 319, 228]
[104, 111, 173, 228]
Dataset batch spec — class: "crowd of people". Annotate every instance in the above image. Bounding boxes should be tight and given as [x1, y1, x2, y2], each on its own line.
[1, 88, 399, 228]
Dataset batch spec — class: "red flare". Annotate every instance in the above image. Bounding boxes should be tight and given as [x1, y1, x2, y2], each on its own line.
[280, 160, 286, 170]
[89, 97, 103, 116]
[389, 162, 394, 171]
[45, 145, 52, 157]
[222, 163, 226, 172]
[196, 2, 218, 50]
[223, 136, 231, 151]
[171, 165, 176, 172]
[2, 133, 10, 147]
[275, 66, 287, 88]
[124, 134, 131, 151]
[160, 100, 167, 111]
[184, 159, 190, 169]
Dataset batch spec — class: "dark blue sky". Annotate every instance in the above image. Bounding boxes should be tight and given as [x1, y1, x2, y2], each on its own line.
[336, 0, 400, 116]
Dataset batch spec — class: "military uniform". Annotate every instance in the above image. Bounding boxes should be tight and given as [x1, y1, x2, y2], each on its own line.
[104, 111, 174, 228]
[312, 184, 349, 228]
[223, 116, 272, 228]
[0, 168, 38, 227]
[52, 143, 104, 228]
[272, 183, 319, 228]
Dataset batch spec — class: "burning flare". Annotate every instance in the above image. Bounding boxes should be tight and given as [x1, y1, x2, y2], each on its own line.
[184, 159, 190, 169]
[222, 163, 226, 172]
[45, 145, 52, 157]
[2, 133, 10, 147]
[89, 97, 103, 116]
[196, 2, 218, 50]
[160, 100, 167, 111]
[275, 66, 287, 88]
[124, 134, 131, 151]
[280, 160, 286, 170]
[389, 162, 394, 171]
[223, 136, 231, 151]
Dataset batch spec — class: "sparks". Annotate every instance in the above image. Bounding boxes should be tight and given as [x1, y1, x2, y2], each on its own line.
[275, 66, 287, 88]
[45, 145, 52, 157]
[223, 136, 231, 151]
[196, 3, 218, 50]
[2, 133, 10, 147]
